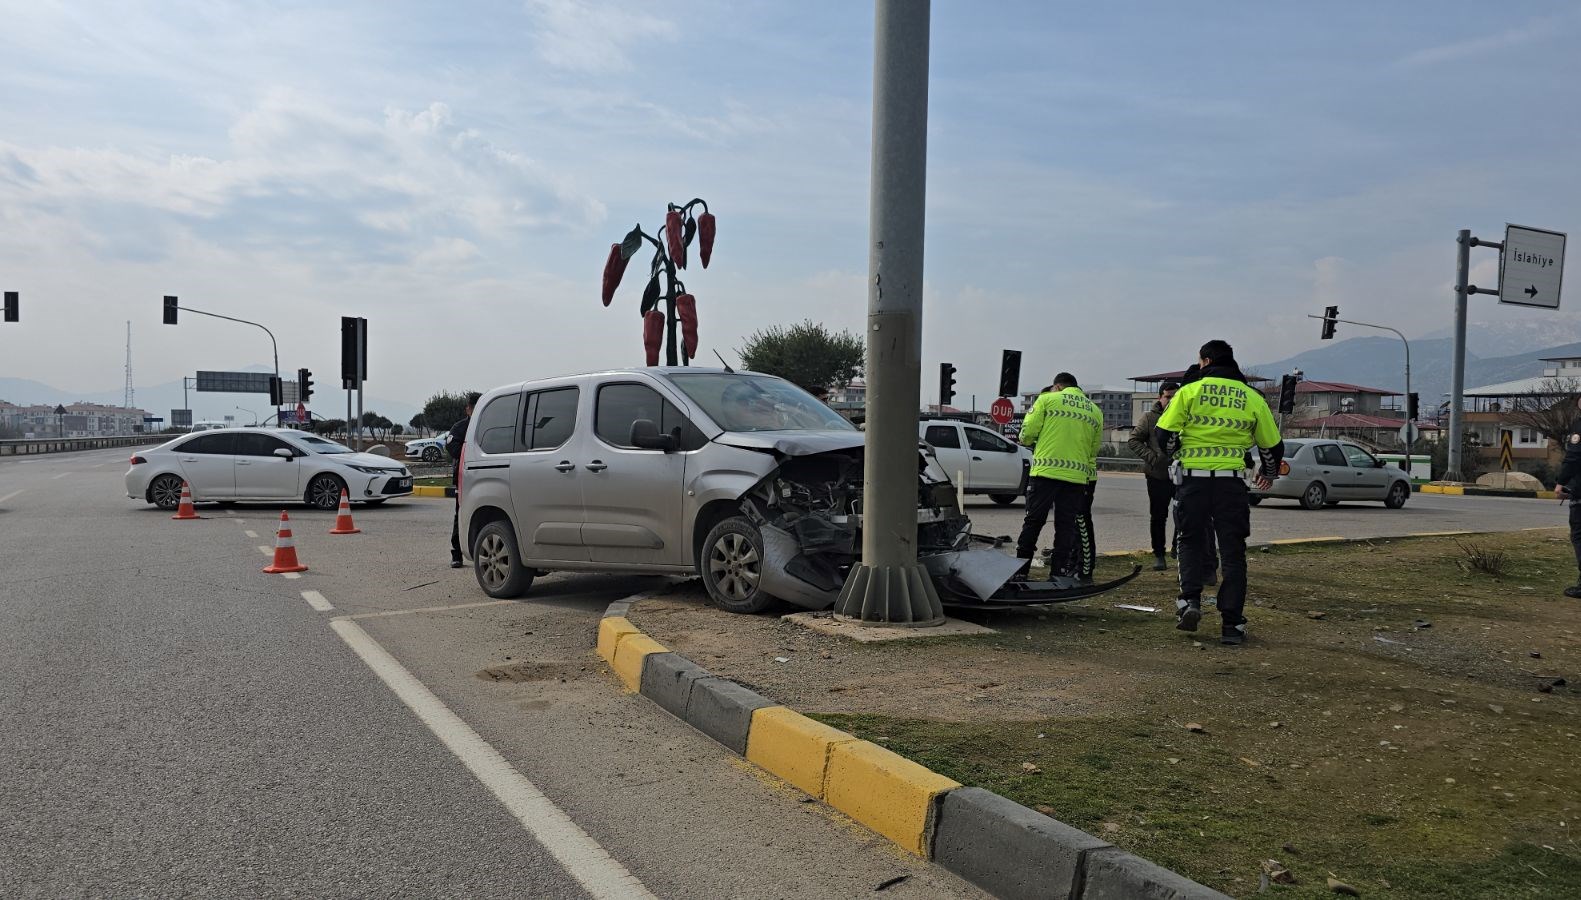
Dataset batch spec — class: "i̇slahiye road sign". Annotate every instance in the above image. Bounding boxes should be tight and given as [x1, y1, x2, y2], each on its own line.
[1499, 224, 1566, 309]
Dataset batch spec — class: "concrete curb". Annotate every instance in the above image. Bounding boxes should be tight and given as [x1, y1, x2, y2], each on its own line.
[411, 484, 452, 499]
[1419, 483, 1557, 500]
[594, 597, 1230, 900]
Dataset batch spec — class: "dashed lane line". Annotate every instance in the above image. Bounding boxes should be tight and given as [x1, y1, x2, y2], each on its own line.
[329, 617, 655, 899]
[244, 530, 259, 539]
[300, 590, 333, 611]
[51, 472, 71, 480]
[0, 489, 23, 504]
[258, 546, 273, 556]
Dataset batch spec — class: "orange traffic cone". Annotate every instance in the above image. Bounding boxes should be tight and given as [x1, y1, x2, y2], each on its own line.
[329, 489, 360, 535]
[171, 481, 204, 520]
[262, 510, 309, 573]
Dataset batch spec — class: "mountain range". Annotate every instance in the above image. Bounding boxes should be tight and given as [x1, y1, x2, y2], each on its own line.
[1250, 317, 1581, 407]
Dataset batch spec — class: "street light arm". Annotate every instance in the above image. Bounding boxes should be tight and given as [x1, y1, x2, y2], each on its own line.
[176, 304, 282, 415]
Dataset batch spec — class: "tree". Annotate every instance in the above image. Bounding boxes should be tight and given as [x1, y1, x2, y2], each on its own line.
[738, 320, 865, 394]
[360, 411, 393, 441]
[408, 413, 427, 435]
[316, 418, 346, 437]
[422, 391, 470, 435]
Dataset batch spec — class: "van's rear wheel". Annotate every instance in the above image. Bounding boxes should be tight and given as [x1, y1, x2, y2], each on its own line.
[990, 493, 1020, 506]
[701, 516, 774, 614]
[473, 520, 533, 599]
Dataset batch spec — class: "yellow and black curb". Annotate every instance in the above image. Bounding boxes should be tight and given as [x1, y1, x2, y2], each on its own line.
[595, 596, 1229, 900]
[1418, 483, 1557, 500]
[410, 485, 454, 499]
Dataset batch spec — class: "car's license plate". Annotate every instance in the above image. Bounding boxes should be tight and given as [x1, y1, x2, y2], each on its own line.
[396, 478, 412, 489]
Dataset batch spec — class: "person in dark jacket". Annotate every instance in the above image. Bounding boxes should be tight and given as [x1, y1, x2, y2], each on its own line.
[1552, 398, 1581, 598]
[1128, 380, 1180, 570]
[449, 392, 481, 568]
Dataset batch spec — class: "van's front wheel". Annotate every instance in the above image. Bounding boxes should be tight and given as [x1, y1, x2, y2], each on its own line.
[701, 517, 774, 614]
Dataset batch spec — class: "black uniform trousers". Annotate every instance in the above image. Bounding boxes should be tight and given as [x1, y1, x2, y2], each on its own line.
[1076, 480, 1097, 578]
[1176, 475, 1251, 626]
[1017, 476, 1086, 575]
[1145, 476, 1174, 557]
[1570, 502, 1581, 579]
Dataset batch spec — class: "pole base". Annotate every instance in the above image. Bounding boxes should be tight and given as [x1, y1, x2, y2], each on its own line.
[834, 562, 945, 627]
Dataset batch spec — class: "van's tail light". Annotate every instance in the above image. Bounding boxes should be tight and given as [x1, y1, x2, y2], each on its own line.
[1278, 460, 1290, 476]
[130, 455, 147, 465]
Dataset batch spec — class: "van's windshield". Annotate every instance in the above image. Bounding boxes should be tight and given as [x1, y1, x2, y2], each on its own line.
[668, 374, 854, 433]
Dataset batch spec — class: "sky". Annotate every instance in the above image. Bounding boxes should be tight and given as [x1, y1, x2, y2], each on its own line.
[2, 0, 1579, 411]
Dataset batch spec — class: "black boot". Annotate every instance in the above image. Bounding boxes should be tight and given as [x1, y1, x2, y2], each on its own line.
[1220, 621, 1246, 646]
[1152, 553, 1167, 571]
[1565, 583, 1581, 599]
[1175, 596, 1201, 632]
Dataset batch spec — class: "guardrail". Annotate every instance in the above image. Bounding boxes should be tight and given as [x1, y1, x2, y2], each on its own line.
[0, 435, 164, 457]
[1096, 456, 1144, 471]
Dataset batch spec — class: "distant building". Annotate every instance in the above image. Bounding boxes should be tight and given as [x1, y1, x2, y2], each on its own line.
[0, 401, 151, 437]
[1460, 354, 1581, 468]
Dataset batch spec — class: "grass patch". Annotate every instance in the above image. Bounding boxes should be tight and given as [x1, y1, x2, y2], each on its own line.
[805, 532, 1581, 898]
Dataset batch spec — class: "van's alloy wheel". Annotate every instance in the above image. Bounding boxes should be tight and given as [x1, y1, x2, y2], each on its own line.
[700, 516, 775, 614]
[473, 520, 532, 598]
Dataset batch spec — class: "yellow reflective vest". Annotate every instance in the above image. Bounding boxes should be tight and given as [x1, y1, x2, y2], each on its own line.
[1156, 376, 1281, 470]
[1020, 387, 1102, 484]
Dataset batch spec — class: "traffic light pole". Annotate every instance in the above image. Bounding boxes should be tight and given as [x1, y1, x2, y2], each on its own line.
[1309, 313, 1413, 474]
[833, 0, 943, 627]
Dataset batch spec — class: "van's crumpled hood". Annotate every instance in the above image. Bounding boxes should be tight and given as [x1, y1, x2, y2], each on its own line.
[713, 430, 867, 457]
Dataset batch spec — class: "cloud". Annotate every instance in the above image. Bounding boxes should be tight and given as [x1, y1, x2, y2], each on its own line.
[523, 0, 678, 73]
[0, 90, 605, 267]
[1396, 16, 1568, 68]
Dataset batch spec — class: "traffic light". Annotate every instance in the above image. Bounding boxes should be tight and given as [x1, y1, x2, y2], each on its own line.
[3, 291, 16, 322]
[268, 375, 284, 407]
[1320, 305, 1338, 340]
[298, 368, 314, 402]
[1278, 374, 1299, 415]
[341, 316, 367, 389]
[163, 295, 178, 325]
[1407, 392, 1419, 422]
[939, 363, 958, 407]
[998, 350, 1022, 399]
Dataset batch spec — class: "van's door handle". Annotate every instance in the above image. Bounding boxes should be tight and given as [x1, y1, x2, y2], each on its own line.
[585, 460, 608, 472]
[972, 456, 983, 461]
[554, 461, 576, 473]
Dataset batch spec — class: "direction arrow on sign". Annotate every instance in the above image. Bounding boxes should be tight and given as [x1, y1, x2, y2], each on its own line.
[1500, 429, 1514, 472]
[1499, 224, 1566, 309]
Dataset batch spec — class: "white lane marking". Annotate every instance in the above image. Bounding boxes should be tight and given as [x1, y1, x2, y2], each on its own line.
[282, 572, 302, 580]
[0, 489, 23, 504]
[300, 590, 333, 611]
[259, 546, 273, 556]
[51, 472, 71, 480]
[244, 530, 259, 539]
[329, 619, 654, 899]
[336, 600, 514, 621]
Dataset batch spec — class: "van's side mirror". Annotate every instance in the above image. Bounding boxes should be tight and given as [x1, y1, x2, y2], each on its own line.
[630, 419, 677, 452]
[1374, 459, 1385, 468]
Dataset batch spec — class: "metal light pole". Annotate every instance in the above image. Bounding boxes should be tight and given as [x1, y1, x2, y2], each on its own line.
[166, 302, 282, 423]
[834, 0, 943, 626]
[1309, 314, 1412, 472]
[236, 406, 257, 426]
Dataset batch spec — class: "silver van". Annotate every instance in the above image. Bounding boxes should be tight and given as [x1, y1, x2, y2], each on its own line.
[458, 368, 1135, 613]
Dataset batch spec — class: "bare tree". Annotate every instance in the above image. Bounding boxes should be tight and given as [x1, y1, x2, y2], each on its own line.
[1502, 377, 1581, 443]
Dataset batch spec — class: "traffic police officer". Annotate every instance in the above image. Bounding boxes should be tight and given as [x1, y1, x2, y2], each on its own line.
[1552, 396, 1581, 598]
[1156, 340, 1282, 644]
[1016, 373, 1103, 579]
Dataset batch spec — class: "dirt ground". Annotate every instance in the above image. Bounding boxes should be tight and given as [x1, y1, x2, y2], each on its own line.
[628, 531, 1581, 899]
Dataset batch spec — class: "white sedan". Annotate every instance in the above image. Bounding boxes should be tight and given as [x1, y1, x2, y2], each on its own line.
[919, 418, 1032, 505]
[403, 435, 449, 463]
[126, 427, 414, 511]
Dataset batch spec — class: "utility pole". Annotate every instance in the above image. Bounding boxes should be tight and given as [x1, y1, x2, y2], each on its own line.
[834, 0, 943, 627]
[1309, 312, 1413, 473]
[1448, 229, 1506, 481]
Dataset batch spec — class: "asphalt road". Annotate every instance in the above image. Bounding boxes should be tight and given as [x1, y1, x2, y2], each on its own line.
[0, 448, 983, 899]
[965, 472, 1566, 553]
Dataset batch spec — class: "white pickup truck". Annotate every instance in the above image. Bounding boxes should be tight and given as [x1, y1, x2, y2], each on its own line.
[918, 418, 1031, 506]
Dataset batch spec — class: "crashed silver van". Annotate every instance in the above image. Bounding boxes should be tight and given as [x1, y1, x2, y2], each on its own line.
[457, 368, 1135, 612]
